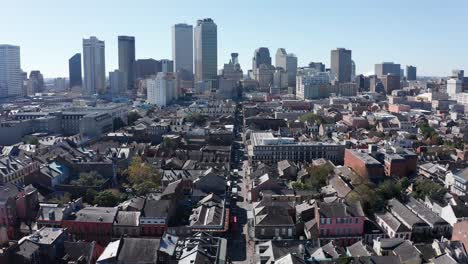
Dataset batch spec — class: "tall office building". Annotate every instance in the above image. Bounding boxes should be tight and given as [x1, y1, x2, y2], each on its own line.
[375, 62, 401, 78]
[69, 53, 82, 89]
[194, 18, 218, 83]
[83, 36, 106, 95]
[406, 65, 417, 81]
[0, 44, 22, 97]
[275, 48, 298, 87]
[447, 78, 462, 98]
[135, 59, 161, 79]
[381, 74, 400, 95]
[118, 36, 135, 90]
[330, 48, 352, 83]
[109, 70, 127, 97]
[172, 23, 193, 76]
[351, 60, 356, 79]
[253, 47, 272, 70]
[308, 62, 326, 72]
[27, 70, 44, 94]
[452, 69, 464, 80]
[161, 59, 174, 73]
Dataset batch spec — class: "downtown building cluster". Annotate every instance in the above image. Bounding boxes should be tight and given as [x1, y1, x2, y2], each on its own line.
[1, 17, 468, 264]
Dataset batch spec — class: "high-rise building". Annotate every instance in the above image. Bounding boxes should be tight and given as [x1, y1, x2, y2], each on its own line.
[161, 59, 174, 73]
[381, 74, 400, 95]
[308, 62, 326, 72]
[194, 18, 217, 83]
[172, 23, 193, 77]
[351, 60, 356, 79]
[109, 70, 127, 97]
[83, 36, 106, 95]
[54, 77, 67, 92]
[118, 36, 135, 90]
[146, 72, 176, 106]
[375, 62, 401, 78]
[406, 65, 417, 81]
[296, 71, 334, 99]
[275, 48, 298, 87]
[27, 70, 44, 95]
[221, 53, 243, 81]
[68, 53, 82, 89]
[135, 59, 161, 79]
[447, 78, 462, 98]
[0, 44, 22, 97]
[330, 48, 352, 83]
[252, 47, 272, 71]
[452, 69, 464, 80]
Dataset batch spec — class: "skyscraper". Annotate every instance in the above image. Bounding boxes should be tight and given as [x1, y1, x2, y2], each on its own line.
[160, 59, 174, 73]
[375, 62, 401, 78]
[27, 70, 44, 94]
[109, 70, 127, 97]
[172, 23, 193, 76]
[330, 48, 352, 83]
[253, 47, 272, 70]
[406, 65, 417, 81]
[69, 53, 82, 89]
[0, 44, 22, 97]
[135, 59, 161, 79]
[118, 36, 135, 90]
[452, 69, 464, 80]
[83, 36, 106, 95]
[275, 48, 298, 87]
[194, 18, 217, 83]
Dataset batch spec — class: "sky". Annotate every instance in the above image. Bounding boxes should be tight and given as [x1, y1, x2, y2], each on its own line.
[2, 0, 468, 78]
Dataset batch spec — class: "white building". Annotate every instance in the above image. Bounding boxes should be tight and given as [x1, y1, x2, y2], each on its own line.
[53, 77, 68, 92]
[147, 72, 176, 106]
[83, 36, 106, 95]
[0, 44, 22, 97]
[447, 78, 462, 98]
[296, 70, 334, 99]
[275, 48, 297, 87]
[109, 70, 127, 97]
[172, 23, 193, 76]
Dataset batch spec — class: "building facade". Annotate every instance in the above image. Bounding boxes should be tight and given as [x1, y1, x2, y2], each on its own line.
[109, 69, 127, 97]
[406, 65, 417, 81]
[118, 36, 135, 91]
[172, 23, 193, 76]
[194, 18, 217, 83]
[330, 48, 352, 83]
[83, 36, 106, 95]
[147, 72, 176, 106]
[68, 53, 82, 89]
[0, 44, 22, 97]
[375, 62, 401, 78]
[275, 48, 298, 87]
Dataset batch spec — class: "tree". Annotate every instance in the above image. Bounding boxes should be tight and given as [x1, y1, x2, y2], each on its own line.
[299, 112, 322, 124]
[23, 135, 39, 145]
[127, 111, 142, 126]
[113, 117, 126, 131]
[134, 181, 159, 196]
[94, 190, 119, 207]
[185, 113, 207, 126]
[84, 189, 97, 204]
[292, 164, 332, 192]
[126, 156, 161, 194]
[413, 179, 447, 202]
[73, 171, 105, 186]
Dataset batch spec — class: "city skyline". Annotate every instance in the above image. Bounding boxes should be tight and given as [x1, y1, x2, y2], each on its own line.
[2, 0, 468, 78]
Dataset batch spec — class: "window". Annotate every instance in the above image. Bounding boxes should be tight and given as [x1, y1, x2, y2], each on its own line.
[355, 218, 359, 224]
[261, 228, 265, 235]
[327, 218, 332, 224]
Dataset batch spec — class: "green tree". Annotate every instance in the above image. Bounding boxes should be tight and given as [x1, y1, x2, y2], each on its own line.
[73, 171, 105, 186]
[94, 190, 119, 207]
[127, 111, 142, 126]
[185, 113, 207, 126]
[84, 189, 97, 204]
[113, 117, 126, 131]
[23, 135, 40, 145]
[126, 156, 161, 195]
[413, 179, 447, 202]
[299, 112, 322, 124]
[134, 181, 159, 196]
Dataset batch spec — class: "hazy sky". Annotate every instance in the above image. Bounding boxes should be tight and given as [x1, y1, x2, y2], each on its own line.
[2, 0, 468, 78]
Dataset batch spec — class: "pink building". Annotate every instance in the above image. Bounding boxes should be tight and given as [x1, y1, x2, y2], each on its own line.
[0, 183, 38, 240]
[315, 201, 365, 246]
